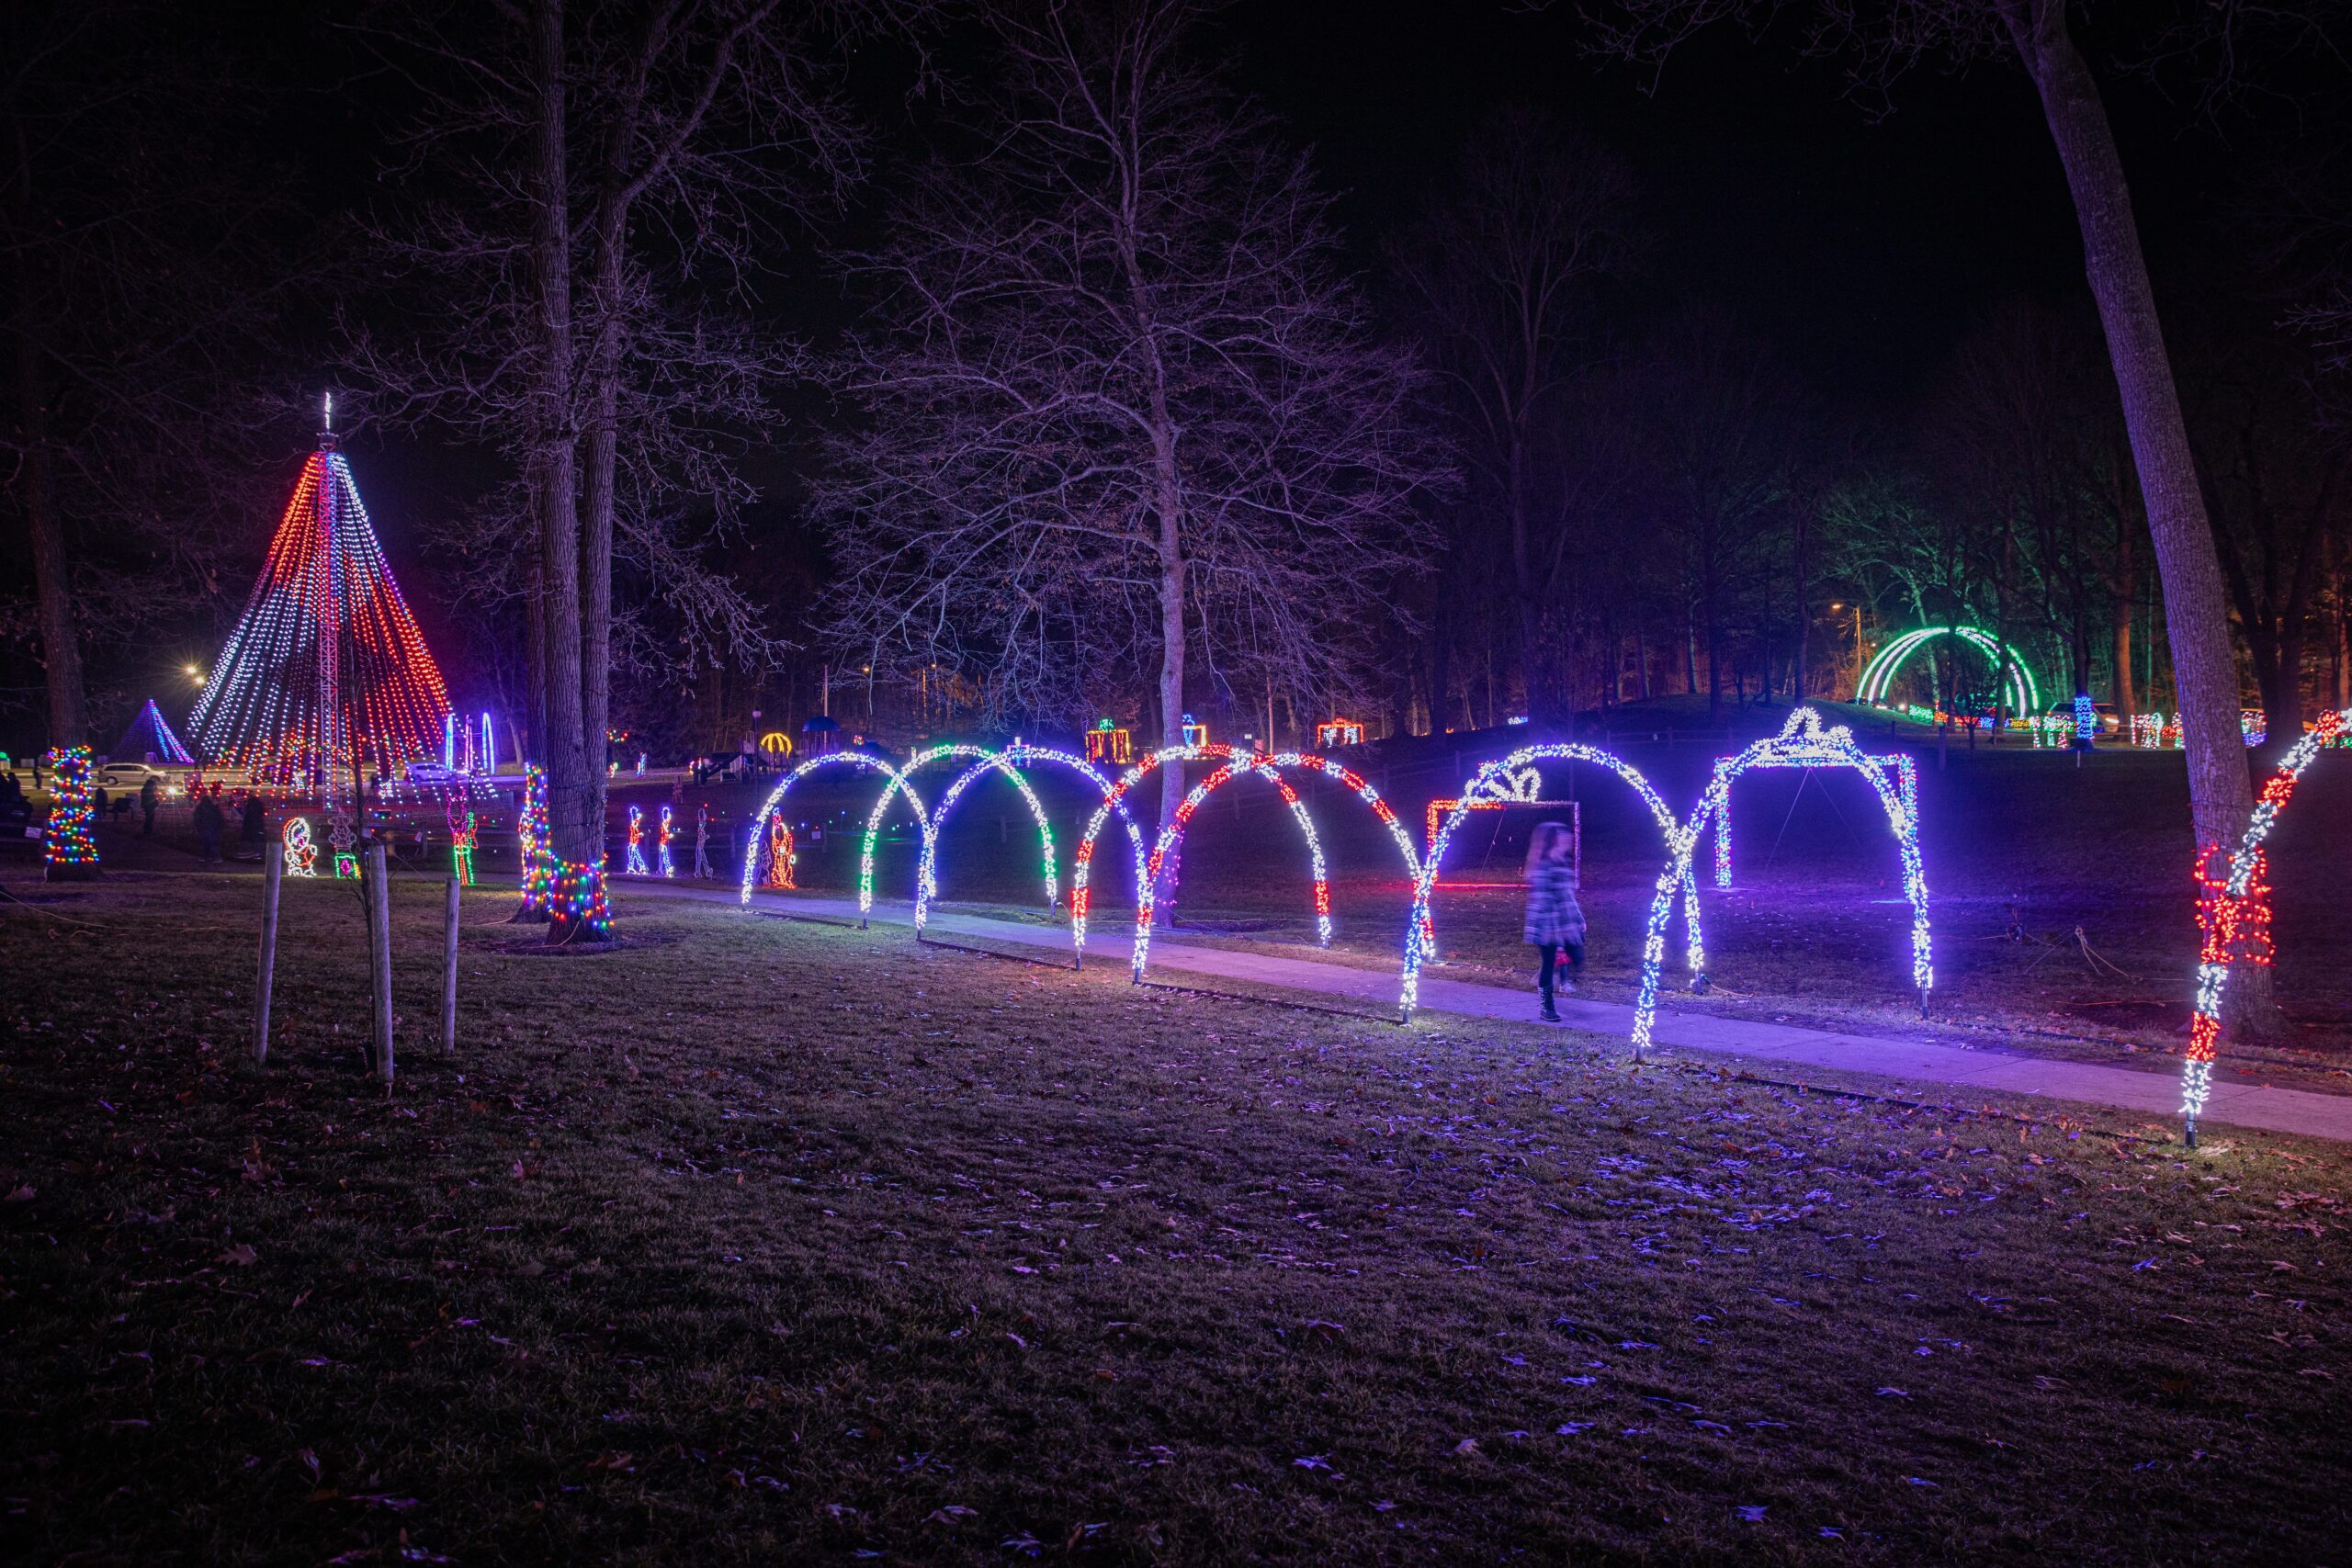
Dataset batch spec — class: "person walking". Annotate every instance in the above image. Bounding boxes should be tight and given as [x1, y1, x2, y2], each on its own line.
[1522, 820, 1585, 1022]
[139, 774, 160, 835]
[192, 790, 225, 864]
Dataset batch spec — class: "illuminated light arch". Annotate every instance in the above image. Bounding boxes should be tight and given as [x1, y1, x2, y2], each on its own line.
[1129, 752, 1336, 981]
[914, 744, 1148, 960]
[1071, 745, 1428, 977]
[856, 744, 1049, 922]
[1396, 745, 1702, 1021]
[2181, 708, 2350, 1144]
[1712, 748, 1918, 888]
[738, 751, 928, 907]
[1630, 708, 1933, 1059]
[1856, 626, 2040, 716]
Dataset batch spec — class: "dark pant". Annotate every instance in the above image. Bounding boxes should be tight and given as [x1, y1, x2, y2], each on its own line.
[198, 829, 220, 863]
[1533, 941, 1584, 994]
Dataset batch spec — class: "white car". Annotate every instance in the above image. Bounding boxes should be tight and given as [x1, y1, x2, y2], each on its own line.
[92, 761, 179, 792]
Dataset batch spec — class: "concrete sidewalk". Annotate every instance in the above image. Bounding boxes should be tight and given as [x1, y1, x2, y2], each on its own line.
[613, 877, 2352, 1144]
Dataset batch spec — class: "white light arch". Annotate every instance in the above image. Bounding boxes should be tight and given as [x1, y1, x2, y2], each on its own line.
[1396, 744, 1702, 1019]
[738, 751, 928, 907]
[1856, 626, 2040, 716]
[1630, 708, 1932, 1058]
[914, 743, 1148, 960]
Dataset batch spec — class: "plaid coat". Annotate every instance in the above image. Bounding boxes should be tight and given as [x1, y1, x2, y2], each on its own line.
[1523, 862, 1586, 948]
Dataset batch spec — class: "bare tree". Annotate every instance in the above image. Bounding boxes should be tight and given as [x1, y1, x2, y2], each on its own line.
[351, 0, 889, 938]
[1624, 311, 1801, 719]
[2186, 331, 2347, 746]
[1392, 109, 1631, 726]
[3, 1, 289, 752]
[1581, 0, 2297, 1022]
[822, 0, 1444, 848]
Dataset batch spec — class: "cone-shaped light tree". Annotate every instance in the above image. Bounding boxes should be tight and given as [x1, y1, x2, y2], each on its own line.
[188, 420, 453, 789]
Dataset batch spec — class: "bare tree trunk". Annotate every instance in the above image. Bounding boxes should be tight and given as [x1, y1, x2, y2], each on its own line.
[11, 313, 84, 749]
[7, 111, 85, 751]
[2007, 2, 2260, 1015]
[2111, 528, 2138, 725]
[2338, 540, 2350, 710]
[527, 0, 596, 938]
[2012, 6, 2273, 1016]
[1156, 539, 1185, 897]
[1430, 575, 1455, 733]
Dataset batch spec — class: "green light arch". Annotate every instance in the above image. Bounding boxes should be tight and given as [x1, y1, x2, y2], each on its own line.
[1856, 626, 2041, 715]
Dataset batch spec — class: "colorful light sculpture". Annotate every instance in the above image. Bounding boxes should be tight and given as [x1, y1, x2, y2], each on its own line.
[1422, 764, 1583, 885]
[1854, 626, 2039, 716]
[2242, 709, 2268, 747]
[111, 699, 195, 765]
[1710, 747, 1917, 889]
[625, 806, 649, 875]
[2074, 693, 2098, 746]
[281, 815, 318, 877]
[2180, 708, 2350, 1142]
[40, 745, 100, 881]
[1131, 752, 1331, 976]
[186, 427, 452, 785]
[855, 744, 1010, 919]
[516, 764, 551, 918]
[328, 813, 358, 880]
[764, 813, 795, 889]
[447, 795, 476, 886]
[1316, 717, 1364, 749]
[1398, 745, 1698, 1021]
[1627, 708, 1932, 1059]
[1085, 719, 1133, 766]
[657, 805, 676, 878]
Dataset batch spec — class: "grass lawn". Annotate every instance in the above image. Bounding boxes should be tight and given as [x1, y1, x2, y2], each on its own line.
[3, 871, 2349, 1564]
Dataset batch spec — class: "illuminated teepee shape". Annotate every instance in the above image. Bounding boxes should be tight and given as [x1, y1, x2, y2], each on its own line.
[188, 409, 452, 787]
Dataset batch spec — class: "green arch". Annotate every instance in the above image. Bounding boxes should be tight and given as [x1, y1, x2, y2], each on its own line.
[1856, 626, 2040, 715]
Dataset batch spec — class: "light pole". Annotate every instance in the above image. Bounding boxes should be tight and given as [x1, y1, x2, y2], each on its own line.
[1830, 603, 1863, 700]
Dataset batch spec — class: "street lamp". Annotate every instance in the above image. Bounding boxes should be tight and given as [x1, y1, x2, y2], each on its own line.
[1829, 603, 1863, 700]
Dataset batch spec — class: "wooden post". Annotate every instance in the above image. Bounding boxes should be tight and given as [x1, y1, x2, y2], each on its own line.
[254, 841, 284, 1066]
[440, 874, 461, 1055]
[366, 840, 394, 1086]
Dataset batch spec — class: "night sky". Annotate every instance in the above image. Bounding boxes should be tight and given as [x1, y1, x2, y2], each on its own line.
[1225, 0, 2229, 406]
[6, 0, 2304, 752]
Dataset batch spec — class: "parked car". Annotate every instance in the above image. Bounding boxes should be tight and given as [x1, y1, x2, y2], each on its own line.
[93, 761, 179, 792]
